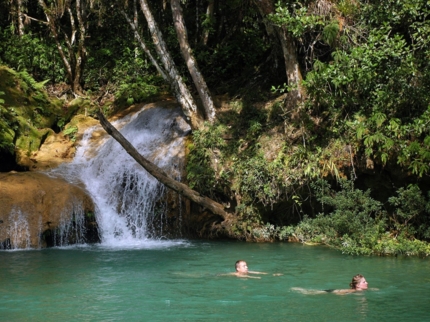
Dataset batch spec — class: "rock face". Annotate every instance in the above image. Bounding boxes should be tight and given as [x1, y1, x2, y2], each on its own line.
[16, 115, 101, 171]
[0, 171, 99, 249]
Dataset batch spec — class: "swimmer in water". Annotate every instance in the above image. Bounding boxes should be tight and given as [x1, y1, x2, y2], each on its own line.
[325, 274, 369, 294]
[234, 260, 267, 277]
[291, 274, 371, 295]
[218, 260, 268, 279]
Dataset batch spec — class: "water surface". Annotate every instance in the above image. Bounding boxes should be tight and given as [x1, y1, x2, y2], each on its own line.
[1, 241, 429, 321]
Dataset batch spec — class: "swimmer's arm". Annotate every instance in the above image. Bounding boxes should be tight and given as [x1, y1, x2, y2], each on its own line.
[333, 288, 378, 294]
[238, 275, 261, 279]
[217, 272, 261, 279]
[217, 272, 236, 277]
[248, 271, 283, 276]
[248, 270, 267, 275]
[291, 287, 327, 295]
[331, 289, 356, 295]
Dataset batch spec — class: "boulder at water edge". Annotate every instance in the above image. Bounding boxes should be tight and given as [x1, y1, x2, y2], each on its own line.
[0, 171, 99, 249]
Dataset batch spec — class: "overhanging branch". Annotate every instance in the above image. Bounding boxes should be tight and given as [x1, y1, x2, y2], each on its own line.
[97, 110, 231, 220]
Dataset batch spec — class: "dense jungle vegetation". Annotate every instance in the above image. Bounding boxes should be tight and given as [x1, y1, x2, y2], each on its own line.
[1, 0, 430, 256]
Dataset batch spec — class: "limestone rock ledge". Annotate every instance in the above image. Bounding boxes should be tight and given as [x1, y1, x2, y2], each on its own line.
[0, 171, 99, 249]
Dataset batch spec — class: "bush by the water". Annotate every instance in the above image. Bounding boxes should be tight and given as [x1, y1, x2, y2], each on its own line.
[280, 179, 430, 256]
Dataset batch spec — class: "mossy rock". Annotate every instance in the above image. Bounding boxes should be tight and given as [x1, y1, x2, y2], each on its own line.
[15, 123, 53, 152]
[66, 97, 96, 118]
[0, 66, 67, 169]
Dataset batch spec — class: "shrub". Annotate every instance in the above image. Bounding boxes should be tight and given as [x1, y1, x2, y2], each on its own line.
[280, 178, 430, 256]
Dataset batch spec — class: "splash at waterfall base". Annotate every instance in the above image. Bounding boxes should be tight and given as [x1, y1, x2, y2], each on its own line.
[0, 171, 98, 249]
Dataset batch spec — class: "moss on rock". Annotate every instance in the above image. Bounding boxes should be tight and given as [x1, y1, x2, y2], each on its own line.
[0, 66, 67, 170]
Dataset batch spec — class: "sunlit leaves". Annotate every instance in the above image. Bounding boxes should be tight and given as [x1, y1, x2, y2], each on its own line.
[322, 21, 339, 47]
[302, 4, 430, 174]
[269, 3, 323, 38]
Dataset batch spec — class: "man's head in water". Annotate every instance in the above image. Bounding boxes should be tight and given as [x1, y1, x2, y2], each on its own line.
[235, 260, 248, 274]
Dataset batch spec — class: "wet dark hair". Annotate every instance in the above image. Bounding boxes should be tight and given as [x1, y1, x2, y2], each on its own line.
[350, 274, 365, 289]
[235, 260, 246, 271]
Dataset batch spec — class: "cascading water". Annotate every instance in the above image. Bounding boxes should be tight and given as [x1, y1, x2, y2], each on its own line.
[5, 207, 31, 249]
[49, 197, 88, 247]
[51, 105, 191, 247]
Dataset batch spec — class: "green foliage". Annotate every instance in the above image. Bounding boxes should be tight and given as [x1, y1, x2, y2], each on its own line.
[200, 12, 216, 36]
[114, 77, 159, 108]
[0, 91, 14, 153]
[280, 178, 387, 253]
[0, 28, 66, 83]
[305, 25, 419, 114]
[313, 179, 386, 244]
[17, 70, 50, 115]
[85, 33, 163, 108]
[56, 117, 67, 130]
[186, 122, 227, 198]
[373, 235, 430, 257]
[362, 0, 430, 53]
[85, 41, 158, 89]
[252, 223, 280, 241]
[336, 0, 361, 19]
[304, 19, 430, 174]
[187, 98, 293, 218]
[187, 101, 297, 223]
[280, 179, 430, 256]
[233, 153, 283, 207]
[0, 67, 61, 157]
[388, 184, 430, 239]
[63, 126, 78, 142]
[347, 105, 430, 177]
[269, 3, 324, 38]
[268, 0, 355, 65]
[18, 70, 49, 92]
[322, 21, 340, 47]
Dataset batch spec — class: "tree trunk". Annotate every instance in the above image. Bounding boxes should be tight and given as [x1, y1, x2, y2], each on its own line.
[120, 9, 169, 81]
[97, 110, 231, 221]
[73, 0, 87, 94]
[201, 0, 214, 46]
[170, 0, 216, 122]
[253, 0, 304, 101]
[138, 0, 201, 129]
[38, 0, 76, 92]
[37, 0, 87, 95]
[12, 0, 25, 36]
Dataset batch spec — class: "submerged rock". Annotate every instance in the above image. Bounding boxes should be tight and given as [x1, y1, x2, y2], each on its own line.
[0, 171, 99, 249]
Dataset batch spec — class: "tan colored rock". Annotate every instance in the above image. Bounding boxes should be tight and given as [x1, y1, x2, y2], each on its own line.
[17, 132, 75, 171]
[17, 115, 101, 171]
[0, 171, 96, 249]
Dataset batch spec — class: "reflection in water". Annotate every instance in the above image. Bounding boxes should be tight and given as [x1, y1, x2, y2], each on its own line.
[356, 296, 368, 319]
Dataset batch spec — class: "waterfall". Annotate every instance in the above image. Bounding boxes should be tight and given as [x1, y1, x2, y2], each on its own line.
[51, 105, 191, 247]
[48, 197, 88, 247]
[4, 208, 31, 249]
